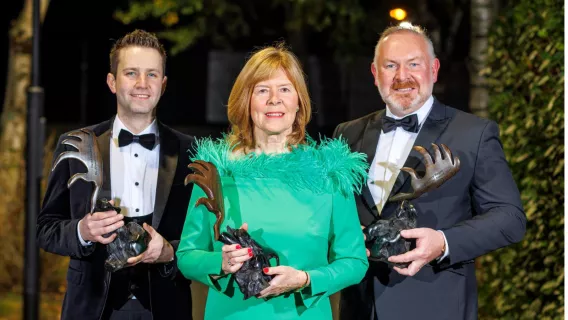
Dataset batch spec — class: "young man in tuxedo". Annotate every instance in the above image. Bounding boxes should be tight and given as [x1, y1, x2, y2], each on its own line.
[37, 29, 194, 319]
[334, 24, 526, 320]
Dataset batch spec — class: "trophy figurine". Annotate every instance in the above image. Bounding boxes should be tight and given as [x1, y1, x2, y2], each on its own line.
[363, 143, 460, 267]
[185, 160, 279, 299]
[51, 128, 149, 272]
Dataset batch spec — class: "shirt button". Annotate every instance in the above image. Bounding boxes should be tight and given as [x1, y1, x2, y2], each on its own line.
[135, 208, 139, 213]
[134, 153, 138, 157]
[135, 182, 139, 186]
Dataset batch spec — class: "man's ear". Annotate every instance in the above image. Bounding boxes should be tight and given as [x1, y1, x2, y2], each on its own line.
[161, 76, 168, 96]
[107, 73, 117, 93]
[371, 62, 379, 87]
[431, 58, 441, 83]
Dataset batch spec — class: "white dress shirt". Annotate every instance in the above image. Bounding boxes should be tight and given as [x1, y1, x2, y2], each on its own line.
[368, 96, 434, 212]
[77, 116, 160, 246]
[110, 117, 160, 218]
[368, 96, 449, 260]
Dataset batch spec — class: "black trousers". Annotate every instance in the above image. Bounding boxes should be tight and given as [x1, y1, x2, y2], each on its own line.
[103, 298, 152, 320]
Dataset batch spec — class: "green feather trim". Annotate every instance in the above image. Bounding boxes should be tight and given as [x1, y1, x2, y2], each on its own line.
[190, 136, 369, 196]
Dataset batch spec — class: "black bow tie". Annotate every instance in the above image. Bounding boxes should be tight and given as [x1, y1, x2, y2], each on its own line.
[118, 129, 156, 150]
[381, 114, 419, 133]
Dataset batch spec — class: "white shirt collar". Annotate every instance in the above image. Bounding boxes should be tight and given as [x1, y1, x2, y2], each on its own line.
[386, 95, 434, 126]
[112, 116, 159, 139]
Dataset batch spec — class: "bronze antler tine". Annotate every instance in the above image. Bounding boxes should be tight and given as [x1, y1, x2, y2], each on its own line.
[194, 160, 210, 170]
[61, 138, 81, 149]
[52, 152, 79, 172]
[440, 144, 453, 164]
[431, 143, 443, 163]
[400, 167, 419, 180]
[414, 146, 434, 166]
[453, 155, 461, 170]
[68, 172, 88, 188]
[188, 163, 205, 176]
[183, 174, 193, 186]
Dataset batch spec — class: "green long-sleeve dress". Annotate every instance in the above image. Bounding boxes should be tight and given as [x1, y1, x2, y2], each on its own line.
[177, 137, 369, 319]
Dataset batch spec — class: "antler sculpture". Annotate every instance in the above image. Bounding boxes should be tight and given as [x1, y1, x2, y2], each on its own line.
[184, 160, 225, 240]
[389, 143, 460, 202]
[364, 143, 461, 265]
[51, 128, 103, 214]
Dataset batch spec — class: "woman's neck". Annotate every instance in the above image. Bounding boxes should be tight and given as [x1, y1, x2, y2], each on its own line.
[252, 129, 291, 154]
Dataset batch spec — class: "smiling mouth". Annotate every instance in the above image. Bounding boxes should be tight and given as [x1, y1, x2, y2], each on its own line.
[131, 94, 150, 99]
[265, 112, 284, 117]
[394, 88, 415, 93]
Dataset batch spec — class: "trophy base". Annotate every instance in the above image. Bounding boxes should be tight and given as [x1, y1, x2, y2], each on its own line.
[364, 200, 418, 269]
[219, 226, 279, 299]
[93, 198, 150, 272]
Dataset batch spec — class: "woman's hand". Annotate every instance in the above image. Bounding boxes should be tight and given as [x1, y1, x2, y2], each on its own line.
[257, 266, 309, 298]
[220, 223, 253, 274]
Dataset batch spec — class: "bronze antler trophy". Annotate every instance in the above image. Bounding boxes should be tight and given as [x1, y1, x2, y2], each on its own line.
[363, 143, 460, 267]
[51, 128, 149, 272]
[185, 160, 279, 299]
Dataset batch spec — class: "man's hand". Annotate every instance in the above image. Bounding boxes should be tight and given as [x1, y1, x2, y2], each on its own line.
[126, 223, 174, 265]
[388, 228, 445, 276]
[78, 200, 124, 244]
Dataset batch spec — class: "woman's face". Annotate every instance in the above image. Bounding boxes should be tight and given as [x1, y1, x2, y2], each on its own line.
[250, 68, 299, 138]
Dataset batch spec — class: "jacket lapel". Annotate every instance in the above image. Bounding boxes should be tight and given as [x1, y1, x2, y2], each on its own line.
[94, 118, 114, 201]
[388, 99, 452, 198]
[359, 110, 385, 218]
[152, 122, 178, 228]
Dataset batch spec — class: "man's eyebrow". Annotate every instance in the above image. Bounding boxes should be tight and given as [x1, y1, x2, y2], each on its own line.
[122, 67, 162, 73]
[383, 56, 424, 63]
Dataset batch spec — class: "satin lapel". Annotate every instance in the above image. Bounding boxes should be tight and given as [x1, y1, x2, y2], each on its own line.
[152, 123, 178, 229]
[359, 110, 385, 217]
[389, 100, 452, 198]
[94, 118, 114, 200]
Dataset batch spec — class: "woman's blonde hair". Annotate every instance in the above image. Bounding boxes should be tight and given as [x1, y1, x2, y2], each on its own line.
[227, 43, 312, 152]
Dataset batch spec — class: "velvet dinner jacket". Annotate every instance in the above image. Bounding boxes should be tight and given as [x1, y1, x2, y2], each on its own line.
[37, 118, 195, 320]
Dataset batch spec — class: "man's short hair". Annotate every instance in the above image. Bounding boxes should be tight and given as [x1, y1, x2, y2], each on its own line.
[374, 23, 436, 62]
[109, 29, 167, 76]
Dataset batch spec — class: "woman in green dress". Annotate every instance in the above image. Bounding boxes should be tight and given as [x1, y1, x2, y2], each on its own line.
[177, 43, 369, 319]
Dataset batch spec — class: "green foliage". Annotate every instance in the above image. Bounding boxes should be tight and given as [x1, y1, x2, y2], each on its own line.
[114, 0, 250, 55]
[114, 0, 391, 58]
[477, 0, 564, 318]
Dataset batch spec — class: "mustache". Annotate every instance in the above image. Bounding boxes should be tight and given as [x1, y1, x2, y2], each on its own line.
[391, 80, 418, 90]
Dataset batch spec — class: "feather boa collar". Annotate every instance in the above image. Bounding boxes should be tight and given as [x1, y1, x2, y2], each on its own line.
[190, 137, 368, 196]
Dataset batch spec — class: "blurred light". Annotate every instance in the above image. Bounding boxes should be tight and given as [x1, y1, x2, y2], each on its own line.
[389, 8, 407, 21]
[399, 22, 413, 28]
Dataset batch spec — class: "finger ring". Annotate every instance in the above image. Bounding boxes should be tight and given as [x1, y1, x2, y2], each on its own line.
[227, 260, 233, 266]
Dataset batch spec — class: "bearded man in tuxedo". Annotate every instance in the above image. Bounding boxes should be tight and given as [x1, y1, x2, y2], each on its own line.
[334, 23, 526, 320]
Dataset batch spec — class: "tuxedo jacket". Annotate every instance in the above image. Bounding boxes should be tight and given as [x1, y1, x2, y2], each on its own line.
[333, 99, 526, 320]
[37, 118, 195, 320]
